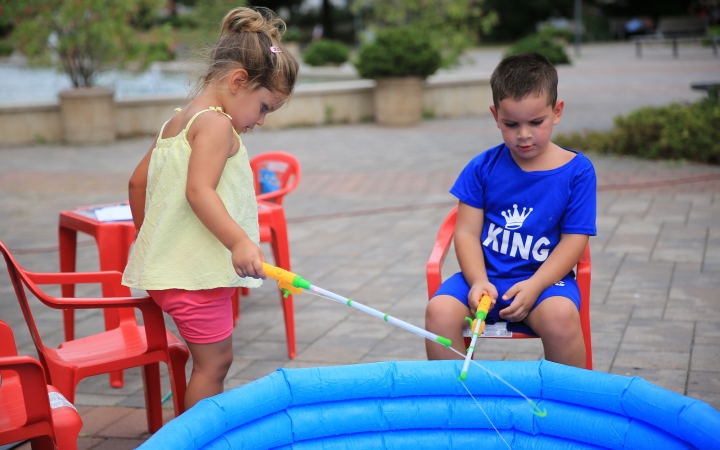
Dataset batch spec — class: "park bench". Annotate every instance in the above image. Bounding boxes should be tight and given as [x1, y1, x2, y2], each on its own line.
[633, 15, 718, 58]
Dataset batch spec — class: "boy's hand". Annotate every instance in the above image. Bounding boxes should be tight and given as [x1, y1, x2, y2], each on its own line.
[499, 279, 543, 322]
[468, 281, 497, 315]
[231, 239, 266, 279]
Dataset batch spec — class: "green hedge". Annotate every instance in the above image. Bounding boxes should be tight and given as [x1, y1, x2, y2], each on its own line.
[555, 97, 720, 164]
[354, 26, 441, 79]
[505, 34, 570, 65]
[303, 39, 350, 67]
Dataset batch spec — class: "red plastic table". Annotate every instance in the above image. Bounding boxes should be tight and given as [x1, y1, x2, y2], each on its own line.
[58, 200, 296, 386]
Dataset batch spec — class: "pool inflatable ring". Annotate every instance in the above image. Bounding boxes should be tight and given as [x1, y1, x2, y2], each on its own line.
[140, 360, 720, 450]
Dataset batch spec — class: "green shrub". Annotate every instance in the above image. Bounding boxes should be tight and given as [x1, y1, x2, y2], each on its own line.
[554, 97, 720, 164]
[538, 26, 574, 42]
[303, 39, 350, 66]
[505, 34, 570, 65]
[354, 26, 441, 79]
[0, 41, 13, 56]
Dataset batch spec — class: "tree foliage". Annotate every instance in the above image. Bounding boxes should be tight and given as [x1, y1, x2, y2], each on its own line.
[1, 0, 163, 87]
[352, 0, 497, 67]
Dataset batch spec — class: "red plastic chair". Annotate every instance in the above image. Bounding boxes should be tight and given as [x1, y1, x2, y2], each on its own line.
[426, 207, 593, 369]
[0, 240, 190, 433]
[232, 152, 301, 359]
[250, 151, 302, 206]
[0, 320, 83, 450]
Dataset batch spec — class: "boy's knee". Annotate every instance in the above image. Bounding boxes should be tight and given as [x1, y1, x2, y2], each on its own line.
[425, 296, 463, 327]
[530, 297, 581, 340]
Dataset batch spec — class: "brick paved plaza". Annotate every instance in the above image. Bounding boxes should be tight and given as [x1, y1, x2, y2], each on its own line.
[1, 42, 719, 449]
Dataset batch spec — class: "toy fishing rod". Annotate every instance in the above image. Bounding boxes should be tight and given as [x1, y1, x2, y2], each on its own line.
[458, 294, 492, 381]
[262, 263, 452, 348]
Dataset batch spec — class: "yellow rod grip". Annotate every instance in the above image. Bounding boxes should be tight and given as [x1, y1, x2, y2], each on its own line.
[262, 262, 298, 285]
[478, 294, 492, 315]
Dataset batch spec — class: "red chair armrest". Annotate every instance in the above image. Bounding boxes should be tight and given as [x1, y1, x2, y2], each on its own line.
[0, 355, 52, 424]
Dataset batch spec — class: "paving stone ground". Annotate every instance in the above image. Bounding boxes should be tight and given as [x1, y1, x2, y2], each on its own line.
[1, 41, 719, 449]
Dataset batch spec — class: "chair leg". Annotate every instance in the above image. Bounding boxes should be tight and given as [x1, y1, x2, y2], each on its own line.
[167, 343, 189, 416]
[29, 435, 55, 450]
[141, 362, 163, 433]
[271, 237, 295, 359]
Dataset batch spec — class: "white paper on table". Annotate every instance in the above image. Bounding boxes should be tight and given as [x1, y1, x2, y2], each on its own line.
[94, 204, 133, 222]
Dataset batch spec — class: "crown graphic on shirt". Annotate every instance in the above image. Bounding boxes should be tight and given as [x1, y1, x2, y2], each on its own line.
[501, 204, 533, 230]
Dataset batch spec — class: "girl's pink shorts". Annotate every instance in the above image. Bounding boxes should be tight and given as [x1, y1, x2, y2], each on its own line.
[147, 287, 236, 344]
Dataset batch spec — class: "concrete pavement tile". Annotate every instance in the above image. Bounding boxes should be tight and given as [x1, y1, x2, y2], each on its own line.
[590, 331, 623, 349]
[690, 345, 720, 371]
[325, 316, 394, 339]
[604, 234, 656, 255]
[605, 290, 668, 306]
[97, 408, 173, 439]
[674, 193, 713, 206]
[235, 340, 302, 360]
[79, 406, 135, 435]
[74, 393, 125, 407]
[665, 305, 720, 322]
[607, 198, 652, 216]
[590, 346, 616, 372]
[694, 321, 720, 345]
[612, 349, 689, 370]
[687, 370, 720, 393]
[295, 336, 379, 363]
[363, 337, 426, 361]
[609, 367, 687, 394]
[83, 438, 146, 450]
[644, 199, 690, 223]
[619, 319, 693, 352]
[77, 438, 105, 450]
[230, 359, 287, 382]
[630, 306, 665, 319]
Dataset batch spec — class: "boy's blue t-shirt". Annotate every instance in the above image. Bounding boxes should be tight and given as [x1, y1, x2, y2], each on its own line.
[450, 143, 597, 280]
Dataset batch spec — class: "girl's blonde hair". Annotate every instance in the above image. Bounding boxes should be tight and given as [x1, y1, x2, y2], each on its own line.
[196, 7, 298, 98]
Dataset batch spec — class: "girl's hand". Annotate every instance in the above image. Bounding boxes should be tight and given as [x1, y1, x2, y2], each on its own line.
[231, 239, 266, 279]
[499, 279, 543, 322]
[468, 281, 497, 316]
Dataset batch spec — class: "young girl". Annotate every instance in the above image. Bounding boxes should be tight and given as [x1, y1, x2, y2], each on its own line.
[122, 7, 298, 409]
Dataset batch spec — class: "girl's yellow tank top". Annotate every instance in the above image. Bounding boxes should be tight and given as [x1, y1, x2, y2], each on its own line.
[122, 107, 262, 290]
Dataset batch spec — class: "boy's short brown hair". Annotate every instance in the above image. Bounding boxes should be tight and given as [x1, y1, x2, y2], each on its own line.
[490, 52, 558, 109]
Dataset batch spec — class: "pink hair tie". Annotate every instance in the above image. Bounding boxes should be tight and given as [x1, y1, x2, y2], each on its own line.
[270, 46, 282, 53]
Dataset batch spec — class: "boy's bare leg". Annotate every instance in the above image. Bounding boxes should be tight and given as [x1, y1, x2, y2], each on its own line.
[185, 336, 234, 409]
[425, 294, 470, 360]
[524, 296, 585, 368]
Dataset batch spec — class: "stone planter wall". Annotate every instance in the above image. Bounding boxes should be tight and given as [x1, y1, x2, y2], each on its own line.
[0, 74, 490, 146]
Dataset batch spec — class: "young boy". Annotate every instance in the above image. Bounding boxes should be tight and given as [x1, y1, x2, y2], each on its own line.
[425, 52, 596, 368]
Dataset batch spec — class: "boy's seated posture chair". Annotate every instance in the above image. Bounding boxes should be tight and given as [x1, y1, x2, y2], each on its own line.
[426, 207, 593, 370]
[0, 320, 83, 450]
[0, 240, 190, 433]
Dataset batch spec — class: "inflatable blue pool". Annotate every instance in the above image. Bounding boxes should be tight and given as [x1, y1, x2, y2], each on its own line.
[140, 360, 720, 450]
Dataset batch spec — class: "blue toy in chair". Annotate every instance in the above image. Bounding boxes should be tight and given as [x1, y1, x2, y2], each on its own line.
[258, 168, 281, 194]
[140, 360, 720, 450]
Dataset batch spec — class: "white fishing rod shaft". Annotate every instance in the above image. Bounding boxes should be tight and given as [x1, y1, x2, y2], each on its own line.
[309, 284, 452, 347]
[459, 320, 482, 380]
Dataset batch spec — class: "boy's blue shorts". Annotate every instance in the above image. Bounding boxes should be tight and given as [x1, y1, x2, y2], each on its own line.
[432, 272, 581, 336]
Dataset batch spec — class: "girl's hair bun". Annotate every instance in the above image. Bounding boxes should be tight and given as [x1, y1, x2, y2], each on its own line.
[221, 7, 285, 41]
[196, 7, 298, 98]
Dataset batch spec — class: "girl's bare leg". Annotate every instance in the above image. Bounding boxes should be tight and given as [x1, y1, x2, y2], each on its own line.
[524, 296, 585, 368]
[425, 294, 470, 360]
[184, 335, 234, 409]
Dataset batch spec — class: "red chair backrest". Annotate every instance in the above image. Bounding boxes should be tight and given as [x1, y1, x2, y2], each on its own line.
[250, 151, 301, 205]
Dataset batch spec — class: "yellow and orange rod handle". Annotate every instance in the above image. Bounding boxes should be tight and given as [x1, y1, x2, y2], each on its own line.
[262, 263, 453, 348]
[458, 294, 493, 381]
